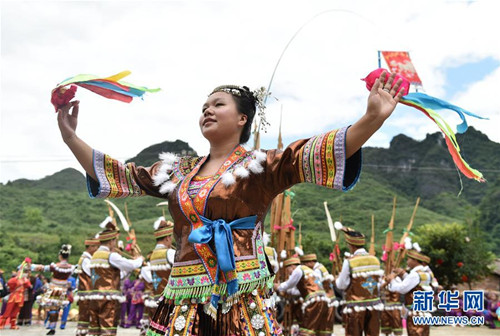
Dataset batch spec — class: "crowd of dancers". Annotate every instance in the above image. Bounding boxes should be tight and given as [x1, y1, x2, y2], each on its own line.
[0, 214, 498, 336]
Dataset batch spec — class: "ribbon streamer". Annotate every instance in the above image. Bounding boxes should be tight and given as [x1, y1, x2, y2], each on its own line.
[51, 70, 160, 111]
[363, 68, 487, 182]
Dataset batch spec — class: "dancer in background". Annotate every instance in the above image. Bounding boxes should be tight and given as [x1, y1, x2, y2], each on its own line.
[336, 227, 384, 336]
[386, 249, 435, 336]
[74, 235, 100, 336]
[0, 268, 32, 330]
[87, 218, 144, 336]
[277, 257, 334, 336]
[32, 245, 75, 335]
[140, 217, 175, 335]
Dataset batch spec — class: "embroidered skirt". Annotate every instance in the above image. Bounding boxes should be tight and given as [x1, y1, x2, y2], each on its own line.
[147, 289, 282, 336]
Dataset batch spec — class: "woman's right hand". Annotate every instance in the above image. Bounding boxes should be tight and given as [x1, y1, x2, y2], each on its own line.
[57, 100, 80, 143]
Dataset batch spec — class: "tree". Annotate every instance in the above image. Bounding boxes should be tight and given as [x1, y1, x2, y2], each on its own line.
[414, 222, 494, 288]
[22, 206, 43, 226]
[475, 178, 500, 255]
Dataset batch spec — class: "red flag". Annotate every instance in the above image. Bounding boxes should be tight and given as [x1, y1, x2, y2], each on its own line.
[381, 51, 422, 85]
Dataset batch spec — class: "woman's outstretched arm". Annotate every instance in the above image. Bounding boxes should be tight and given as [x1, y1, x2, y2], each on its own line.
[57, 100, 96, 180]
[345, 71, 405, 158]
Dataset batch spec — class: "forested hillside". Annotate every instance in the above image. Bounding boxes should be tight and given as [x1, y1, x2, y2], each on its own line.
[1, 128, 499, 271]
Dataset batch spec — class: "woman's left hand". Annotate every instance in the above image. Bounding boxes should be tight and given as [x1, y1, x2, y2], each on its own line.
[366, 71, 406, 122]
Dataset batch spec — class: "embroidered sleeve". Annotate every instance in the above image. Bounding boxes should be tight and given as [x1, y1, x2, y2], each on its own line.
[86, 150, 168, 199]
[264, 126, 361, 196]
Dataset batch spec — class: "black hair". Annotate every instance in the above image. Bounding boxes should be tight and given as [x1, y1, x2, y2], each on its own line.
[59, 244, 71, 259]
[232, 86, 256, 144]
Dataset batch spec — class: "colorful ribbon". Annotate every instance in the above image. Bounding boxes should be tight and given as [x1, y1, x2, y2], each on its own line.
[51, 70, 160, 111]
[363, 68, 487, 182]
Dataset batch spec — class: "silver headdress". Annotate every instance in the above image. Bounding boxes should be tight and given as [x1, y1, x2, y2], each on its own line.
[210, 85, 271, 132]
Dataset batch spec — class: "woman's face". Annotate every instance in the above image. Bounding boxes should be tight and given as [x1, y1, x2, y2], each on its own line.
[199, 92, 247, 143]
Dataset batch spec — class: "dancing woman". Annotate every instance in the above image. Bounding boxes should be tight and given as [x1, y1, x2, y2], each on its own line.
[57, 71, 404, 335]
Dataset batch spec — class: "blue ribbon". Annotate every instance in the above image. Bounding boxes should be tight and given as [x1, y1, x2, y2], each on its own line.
[189, 215, 257, 273]
[188, 215, 257, 308]
[404, 92, 488, 134]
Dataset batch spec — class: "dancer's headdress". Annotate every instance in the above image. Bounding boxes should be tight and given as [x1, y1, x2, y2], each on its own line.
[97, 216, 119, 242]
[153, 216, 174, 239]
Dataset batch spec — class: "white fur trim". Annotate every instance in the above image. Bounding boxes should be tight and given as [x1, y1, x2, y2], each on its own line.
[234, 165, 250, 178]
[294, 246, 304, 256]
[159, 152, 178, 165]
[253, 150, 267, 163]
[248, 160, 264, 174]
[154, 216, 165, 230]
[99, 216, 112, 228]
[159, 181, 177, 195]
[221, 172, 236, 187]
[153, 171, 171, 186]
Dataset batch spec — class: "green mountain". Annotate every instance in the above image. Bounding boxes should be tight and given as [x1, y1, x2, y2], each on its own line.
[5, 168, 86, 192]
[1, 130, 498, 272]
[126, 140, 197, 167]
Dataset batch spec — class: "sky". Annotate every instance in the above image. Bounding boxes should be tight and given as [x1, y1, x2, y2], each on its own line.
[1, 0, 499, 183]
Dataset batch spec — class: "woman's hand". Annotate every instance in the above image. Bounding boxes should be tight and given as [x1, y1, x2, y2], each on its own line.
[366, 71, 406, 122]
[345, 71, 406, 158]
[57, 100, 80, 143]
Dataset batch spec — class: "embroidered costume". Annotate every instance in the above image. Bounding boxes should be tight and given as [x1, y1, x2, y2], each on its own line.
[87, 219, 144, 336]
[140, 217, 175, 335]
[74, 237, 100, 335]
[336, 229, 384, 336]
[278, 257, 334, 336]
[86, 125, 361, 335]
[0, 275, 32, 329]
[380, 289, 403, 336]
[388, 250, 435, 336]
[33, 245, 75, 334]
[300, 254, 335, 298]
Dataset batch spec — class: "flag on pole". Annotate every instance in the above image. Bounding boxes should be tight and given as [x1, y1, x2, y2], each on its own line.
[380, 51, 422, 85]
